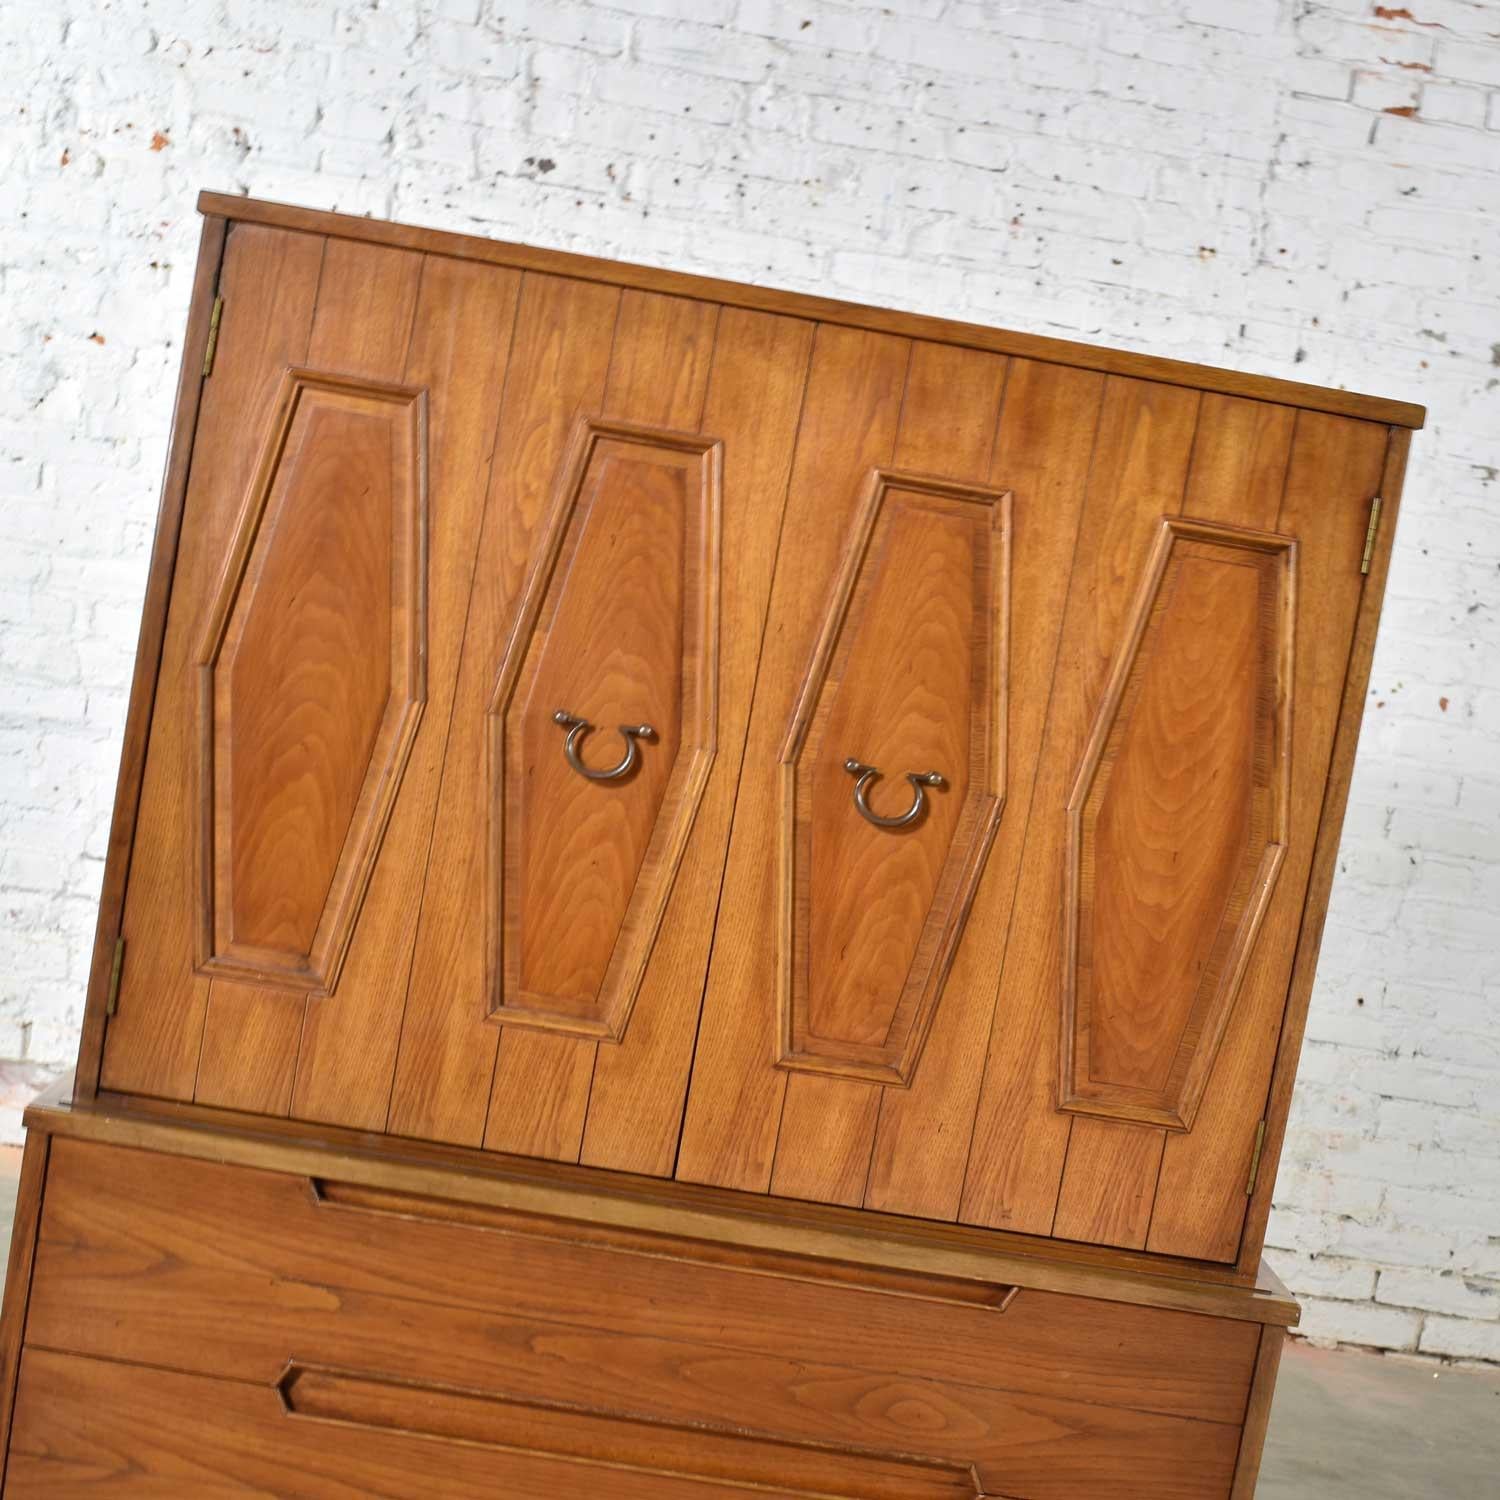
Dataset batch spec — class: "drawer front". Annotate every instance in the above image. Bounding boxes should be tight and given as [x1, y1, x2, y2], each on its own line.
[21, 1139, 1255, 1500]
[8, 1349, 979, 1500]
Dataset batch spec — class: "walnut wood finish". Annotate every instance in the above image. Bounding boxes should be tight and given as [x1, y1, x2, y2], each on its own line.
[98, 223, 327, 1101]
[195, 368, 427, 994]
[385, 270, 619, 1147]
[10, 1350, 993, 1500]
[489, 418, 720, 1041]
[1061, 517, 1295, 1133]
[22, 1084, 1303, 1325]
[19, 1133, 1264, 1500]
[477, 287, 725, 1158]
[577, 307, 814, 1177]
[1229, 1326, 1287, 1499]
[78, 198, 1419, 1286]
[778, 470, 1010, 1089]
[0, 1130, 47, 1493]
[198, 191, 1425, 431]
[289, 254, 523, 1129]
[13, 193, 1429, 1500]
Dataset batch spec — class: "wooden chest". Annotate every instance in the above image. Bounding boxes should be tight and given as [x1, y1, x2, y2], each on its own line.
[0, 192, 1422, 1497]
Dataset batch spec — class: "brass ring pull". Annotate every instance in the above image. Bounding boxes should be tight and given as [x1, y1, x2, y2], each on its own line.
[553, 710, 654, 782]
[843, 759, 944, 829]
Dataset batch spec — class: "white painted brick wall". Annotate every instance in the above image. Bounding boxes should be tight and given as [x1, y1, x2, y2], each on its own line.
[1, 0, 1496, 1360]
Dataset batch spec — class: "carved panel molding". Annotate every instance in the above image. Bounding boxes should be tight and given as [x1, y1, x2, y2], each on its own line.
[194, 368, 428, 994]
[1061, 515, 1297, 1132]
[777, 469, 1011, 1087]
[487, 417, 722, 1042]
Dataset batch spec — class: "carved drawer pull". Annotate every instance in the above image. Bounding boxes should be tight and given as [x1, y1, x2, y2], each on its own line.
[844, 759, 944, 829]
[553, 710, 654, 781]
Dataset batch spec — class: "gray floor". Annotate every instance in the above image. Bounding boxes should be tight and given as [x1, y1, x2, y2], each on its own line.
[1262, 1340, 1500, 1499]
[0, 1145, 1494, 1495]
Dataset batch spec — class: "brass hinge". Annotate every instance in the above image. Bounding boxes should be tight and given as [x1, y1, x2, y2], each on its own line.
[1246, 1119, 1267, 1197]
[105, 936, 125, 1017]
[1360, 495, 1384, 575]
[202, 295, 225, 377]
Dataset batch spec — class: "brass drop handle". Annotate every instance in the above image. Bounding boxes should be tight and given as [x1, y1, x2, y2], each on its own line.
[844, 758, 944, 829]
[553, 711, 654, 781]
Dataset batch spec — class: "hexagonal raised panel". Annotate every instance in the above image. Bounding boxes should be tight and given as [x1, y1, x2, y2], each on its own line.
[195, 368, 427, 994]
[1061, 516, 1296, 1132]
[777, 470, 1011, 1087]
[487, 418, 721, 1042]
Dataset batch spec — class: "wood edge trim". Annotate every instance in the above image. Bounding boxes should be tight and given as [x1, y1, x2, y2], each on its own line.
[307, 1176, 1021, 1313]
[1229, 1324, 1286, 1500]
[189, 368, 433, 996]
[1235, 425, 1413, 1276]
[195, 192, 1427, 432]
[26, 1090, 1299, 1326]
[0, 1132, 51, 1492]
[274, 1361, 985, 1500]
[73, 214, 230, 1100]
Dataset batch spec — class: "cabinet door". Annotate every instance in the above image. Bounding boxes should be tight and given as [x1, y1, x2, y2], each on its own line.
[100, 232, 810, 1172]
[678, 369, 1391, 1264]
[101, 223, 454, 1111]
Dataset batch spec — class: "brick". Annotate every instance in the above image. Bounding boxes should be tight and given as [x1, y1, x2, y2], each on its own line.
[1419, 81, 1490, 128]
[1351, 69, 1423, 113]
[1419, 1317, 1500, 1362]
[1269, 1251, 1379, 1302]
[1298, 1297, 1424, 1350]
[1440, 38, 1500, 89]
[1378, 1268, 1500, 1318]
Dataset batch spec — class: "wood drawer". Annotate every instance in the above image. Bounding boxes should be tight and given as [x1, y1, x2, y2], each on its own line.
[15, 1137, 1262, 1499]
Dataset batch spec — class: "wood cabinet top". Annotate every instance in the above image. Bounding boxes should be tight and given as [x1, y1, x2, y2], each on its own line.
[199, 192, 1427, 432]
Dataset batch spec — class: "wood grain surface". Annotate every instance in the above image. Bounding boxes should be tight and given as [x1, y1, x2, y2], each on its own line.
[98, 224, 325, 1100]
[19, 1136, 1259, 1500]
[491, 423, 719, 1040]
[478, 288, 723, 1159]
[198, 191, 1427, 430]
[1061, 519, 1294, 1133]
[287, 254, 522, 1131]
[82, 198, 1412, 1278]
[778, 471, 1009, 1089]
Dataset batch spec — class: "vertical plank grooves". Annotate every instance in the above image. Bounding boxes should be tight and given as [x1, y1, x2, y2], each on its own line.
[482, 290, 721, 1163]
[1050, 387, 1208, 1249]
[385, 273, 623, 1148]
[474, 279, 635, 1156]
[958, 377, 1201, 1237]
[100, 226, 329, 1101]
[191, 238, 427, 1118]
[662, 324, 819, 1183]
[762, 339, 916, 1202]
[674, 324, 913, 1193]
[293, 263, 525, 1132]
[563, 299, 724, 1160]
[950, 371, 1112, 1223]
[284, 250, 436, 1114]
[1144, 409, 1381, 1262]
[861, 352, 1015, 1208]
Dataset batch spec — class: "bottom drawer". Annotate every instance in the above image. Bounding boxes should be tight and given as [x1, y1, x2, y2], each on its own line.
[11, 1132, 1274, 1499]
[8, 1348, 982, 1500]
